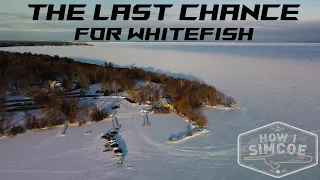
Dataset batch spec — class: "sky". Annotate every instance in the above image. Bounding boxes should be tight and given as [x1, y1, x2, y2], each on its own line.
[0, 0, 319, 42]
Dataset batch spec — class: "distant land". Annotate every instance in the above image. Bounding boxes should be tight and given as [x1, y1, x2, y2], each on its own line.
[0, 41, 91, 47]
[1, 41, 319, 48]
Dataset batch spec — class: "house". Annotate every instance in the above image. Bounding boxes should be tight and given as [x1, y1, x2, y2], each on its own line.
[47, 80, 62, 89]
[55, 82, 62, 87]
[164, 104, 174, 110]
[160, 97, 171, 105]
[48, 80, 56, 88]
[145, 100, 152, 105]
[155, 97, 174, 110]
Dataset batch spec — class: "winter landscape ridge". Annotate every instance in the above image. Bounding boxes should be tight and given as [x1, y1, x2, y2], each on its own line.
[1, 42, 320, 180]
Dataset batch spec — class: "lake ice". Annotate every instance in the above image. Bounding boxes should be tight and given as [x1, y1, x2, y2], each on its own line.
[1, 43, 320, 180]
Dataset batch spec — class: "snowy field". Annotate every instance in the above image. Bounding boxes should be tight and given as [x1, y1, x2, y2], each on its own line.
[1, 43, 320, 180]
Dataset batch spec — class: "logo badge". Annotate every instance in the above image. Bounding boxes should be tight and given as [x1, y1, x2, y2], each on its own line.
[238, 122, 318, 178]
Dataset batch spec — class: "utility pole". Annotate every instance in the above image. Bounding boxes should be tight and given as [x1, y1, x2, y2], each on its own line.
[112, 116, 115, 128]
[143, 111, 150, 127]
[143, 112, 146, 125]
[112, 111, 117, 129]
[145, 112, 149, 125]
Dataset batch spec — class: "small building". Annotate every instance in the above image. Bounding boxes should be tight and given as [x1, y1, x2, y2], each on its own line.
[164, 104, 174, 110]
[48, 80, 56, 88]
[55, 82, 62, 87]
[47, 79, 63, 89]
[155, 98, 174, 110]
[159, 97, 171, 105]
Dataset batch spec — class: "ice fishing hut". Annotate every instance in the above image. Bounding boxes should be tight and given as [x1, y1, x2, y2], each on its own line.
[118, 161, 123, 166]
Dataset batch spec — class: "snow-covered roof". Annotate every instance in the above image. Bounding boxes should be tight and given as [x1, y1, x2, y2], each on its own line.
[159, 98, 171, 105]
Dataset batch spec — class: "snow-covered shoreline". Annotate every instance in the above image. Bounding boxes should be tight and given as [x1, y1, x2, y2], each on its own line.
[202, 104, 243, 110]
[1, 43, 320, 180]
[86, 41, 320, 47]
[167, 128, 210, 144]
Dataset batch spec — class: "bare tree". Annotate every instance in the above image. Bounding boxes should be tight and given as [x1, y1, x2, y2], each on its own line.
[0, 97, 8, 135]
[196, 114, 208, 128]
[78, 72, 90, 93]
[41, 94, 63, 127]
[111, 80, 121, 95]
[62, 76, 73, 92]
[153, 89, 160, 102]
[145, 73, 152, 82]
[178, 79, 186, 89]
[217, 91, 226, 105]
[117, 76, 135, 91]
[61, 98, 79, 124]
[101, 79, 112, 95]
[126, 88, 138, 101]
[138, 91, 146, 103]
[77, 105, 90, 126]
[0, 78, 9, 134]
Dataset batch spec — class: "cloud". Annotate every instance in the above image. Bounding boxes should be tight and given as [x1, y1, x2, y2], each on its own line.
[0, 27, 75, 32]
[0, 12, 33, 20]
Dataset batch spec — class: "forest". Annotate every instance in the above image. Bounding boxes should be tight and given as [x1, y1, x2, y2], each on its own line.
[0, 50, 236, 136]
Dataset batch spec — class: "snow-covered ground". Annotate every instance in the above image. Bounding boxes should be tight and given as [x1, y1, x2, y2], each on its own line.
[1, 43, 320, 180]
[72, 83, 102, 95]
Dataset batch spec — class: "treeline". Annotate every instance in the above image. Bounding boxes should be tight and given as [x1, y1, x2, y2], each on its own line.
[0, 50, 235, 135]
[0, 41, 91, 47]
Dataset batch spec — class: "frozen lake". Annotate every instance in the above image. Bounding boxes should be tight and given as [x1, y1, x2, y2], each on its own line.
[1, 43, 320, 180]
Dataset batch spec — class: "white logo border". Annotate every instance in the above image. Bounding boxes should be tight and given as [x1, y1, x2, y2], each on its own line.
[237, 121, 319, 178]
